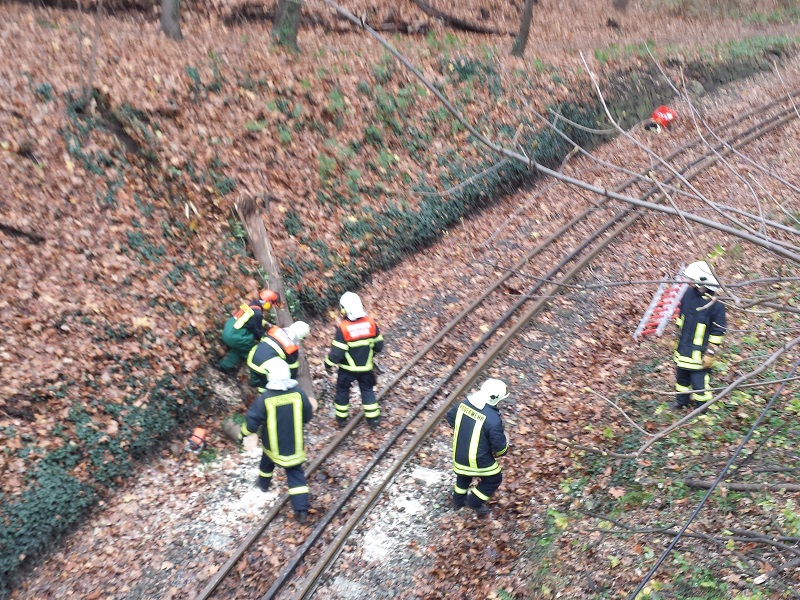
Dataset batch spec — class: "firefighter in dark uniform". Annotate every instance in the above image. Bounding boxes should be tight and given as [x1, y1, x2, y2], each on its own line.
[324, 292, 384, 428]
[673, 261, 726, 409]
[239, 357, 317, 524]
[219, 289, 279, 373]
[247, 321, 311, 392]
[446, 378, 510, 517]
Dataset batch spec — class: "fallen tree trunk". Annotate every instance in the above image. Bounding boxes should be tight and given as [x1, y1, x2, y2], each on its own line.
[410, 0, 506, 35]
[685, 479, 800, 492]
[235, 195, 316, 399]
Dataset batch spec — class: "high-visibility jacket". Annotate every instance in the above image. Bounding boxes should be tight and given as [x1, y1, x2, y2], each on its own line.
[247, 327, 300, 389]
[446, 398, 508, 477]
[673, 286, 726, 370]
[324, 316, 383, 373]
[230, 299, 266, 340]
[241, 386, 313, 468]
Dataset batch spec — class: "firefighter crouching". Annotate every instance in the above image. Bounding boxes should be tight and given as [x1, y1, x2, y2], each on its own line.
[672, 261, 726, 409]
[446, 378, 510, 517]
[247, 321, 311, 393]
[219, 289, 280, 373]
[324, 292, 384, 428]
[239, 357, 317, 524]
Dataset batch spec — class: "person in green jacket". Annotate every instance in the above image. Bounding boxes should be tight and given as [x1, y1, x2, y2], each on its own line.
[219, 289, 279, 373]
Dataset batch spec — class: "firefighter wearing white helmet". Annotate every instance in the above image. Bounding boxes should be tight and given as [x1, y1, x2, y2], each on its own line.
[247, 321, 311, 392]
[445, 378, 510, 517]
[239, 357, 315, 524]
[672, 261, 726, 409]
[324, 292, 384, 428]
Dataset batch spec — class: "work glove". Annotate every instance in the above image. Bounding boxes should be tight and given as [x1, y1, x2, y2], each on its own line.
[701, 348, 716, 369]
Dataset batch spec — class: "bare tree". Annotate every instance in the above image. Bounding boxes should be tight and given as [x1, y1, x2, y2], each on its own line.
[273, 0, 302, 50]
[511, 0, 536, 57]
[161, 0, 183, 41]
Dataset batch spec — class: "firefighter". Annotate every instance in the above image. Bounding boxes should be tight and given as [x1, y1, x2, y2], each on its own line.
[672, 261, 726, 409]
[247, 321, 311, 392]
[446, 378, 510, 517]
[219, 289, 279, 373]
[239, 357, 316, 524]
[324, 292, 384, 428]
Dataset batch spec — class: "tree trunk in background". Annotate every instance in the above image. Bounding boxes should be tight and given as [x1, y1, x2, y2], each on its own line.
[161, 0, 183, 41]
[272, 0, 302, 50]
[235, 196, 316, 400]
[511, 0, 536, 57]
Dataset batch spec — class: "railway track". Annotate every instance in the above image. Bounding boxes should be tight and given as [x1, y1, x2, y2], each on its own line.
[193, 90, 800, 600]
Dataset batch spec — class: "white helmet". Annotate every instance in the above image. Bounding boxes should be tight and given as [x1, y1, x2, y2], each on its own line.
[339, 292, 367, 320]
[467, 378, 510, 409]
[684, 261, 719, 291]
[287, 321, 310, 342]
[264, 357, 296, 391]
[481, 378, 510, 406]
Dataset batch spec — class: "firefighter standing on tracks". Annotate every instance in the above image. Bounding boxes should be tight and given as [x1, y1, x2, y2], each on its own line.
[446, 378, 510, 517]
[247, 321, 311, 392]
[324, 292, 384, 428]
[672, 260, 726, 409]
[239, 357, 316, 524]
[219, 289, 280, 373]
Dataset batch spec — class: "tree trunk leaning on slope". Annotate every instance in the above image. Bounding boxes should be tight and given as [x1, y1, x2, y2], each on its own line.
[235, 195, 316, 399]
[272, 0, 302, 50]
[511, 0, 536, 57]
[161, 0, 183, 41]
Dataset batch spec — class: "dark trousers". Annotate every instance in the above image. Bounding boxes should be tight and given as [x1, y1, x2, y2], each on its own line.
[259, 453, 309, 512]
[454, 472, 503, 505]
[675, 366, 712, 406]
[334, 370, 380, 420]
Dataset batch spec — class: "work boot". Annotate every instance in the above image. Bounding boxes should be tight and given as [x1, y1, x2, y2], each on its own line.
[452, 493, 466, 510]
[669, 400, 688, 410]
[367, 416, 382, 429]
[466, 492, 491, 517]
[336, 417, 348, 428]
[257, 476, 271, 492]
[296, 510, 308, 524]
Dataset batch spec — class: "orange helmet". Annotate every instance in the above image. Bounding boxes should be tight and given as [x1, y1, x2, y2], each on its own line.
[259, 289, 279, 310]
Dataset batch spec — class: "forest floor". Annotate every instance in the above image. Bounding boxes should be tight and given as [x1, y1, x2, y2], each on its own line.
[3, 0, 800, 599]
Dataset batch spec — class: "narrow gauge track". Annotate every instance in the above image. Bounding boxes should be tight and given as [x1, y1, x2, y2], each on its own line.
[195, 91, 800, 600]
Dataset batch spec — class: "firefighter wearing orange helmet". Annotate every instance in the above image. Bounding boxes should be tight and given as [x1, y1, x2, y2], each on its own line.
[219, 289, 280, 373]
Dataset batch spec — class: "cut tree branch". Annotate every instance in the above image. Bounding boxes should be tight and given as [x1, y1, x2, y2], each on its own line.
[685, 479, 800, 492]
[234, 195, 316, 398]
[410, 0, 507, 35]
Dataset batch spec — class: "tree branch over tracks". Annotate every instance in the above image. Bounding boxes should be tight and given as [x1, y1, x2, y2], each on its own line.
[320, 0, 800, 265]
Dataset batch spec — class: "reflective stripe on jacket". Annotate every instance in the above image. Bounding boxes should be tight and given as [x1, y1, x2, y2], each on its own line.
[324, 316, 383, 373]
[673, 286, 726, 370]
[231, 300, 265, 340]
[446, 399, 508, 477]
[241, 387, 313, 467]
[247, 333, 300, 390]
